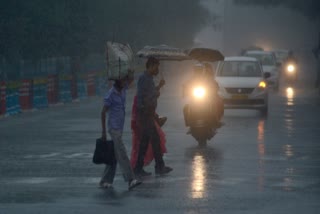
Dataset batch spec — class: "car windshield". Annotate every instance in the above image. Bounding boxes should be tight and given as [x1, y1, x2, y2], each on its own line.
[245, 53, 276, 66]
[218, 61, 262, 77]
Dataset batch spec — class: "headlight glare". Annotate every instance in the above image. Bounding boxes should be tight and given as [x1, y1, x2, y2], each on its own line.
[258, 81, 267, 89]
[287, 64, 295, 73]
[193, 87, 206, 98]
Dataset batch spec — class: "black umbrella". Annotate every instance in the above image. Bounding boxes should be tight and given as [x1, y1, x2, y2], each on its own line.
[187, 48, 224, 62]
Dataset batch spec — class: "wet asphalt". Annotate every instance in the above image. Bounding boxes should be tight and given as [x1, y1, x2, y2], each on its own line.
[0, 61, 320, 214]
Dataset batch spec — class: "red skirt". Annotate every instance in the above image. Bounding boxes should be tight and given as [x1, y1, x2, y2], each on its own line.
[130, 96, 167, 168]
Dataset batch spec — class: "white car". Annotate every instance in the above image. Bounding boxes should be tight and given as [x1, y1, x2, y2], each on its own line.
[243, 50, 280, 90]
[215, 56, 269, 114]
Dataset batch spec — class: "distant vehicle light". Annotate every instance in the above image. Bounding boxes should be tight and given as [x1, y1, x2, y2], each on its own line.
[287, 64, 295, 73]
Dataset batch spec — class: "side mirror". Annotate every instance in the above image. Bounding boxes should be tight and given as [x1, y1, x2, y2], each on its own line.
[263, 72, 271, 79]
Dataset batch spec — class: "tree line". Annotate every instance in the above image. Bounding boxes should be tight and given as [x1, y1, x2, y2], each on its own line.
[0, 0, 210, 64]
[234, 0, 320, 50]
[234, 0, 320, 20]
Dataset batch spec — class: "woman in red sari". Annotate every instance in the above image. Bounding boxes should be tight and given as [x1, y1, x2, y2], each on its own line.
[130, 95, 167, 168]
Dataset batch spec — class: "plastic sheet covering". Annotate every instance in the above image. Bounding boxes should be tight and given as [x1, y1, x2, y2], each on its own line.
[106, 41, 134, 80]
[137, 45, 189, 61]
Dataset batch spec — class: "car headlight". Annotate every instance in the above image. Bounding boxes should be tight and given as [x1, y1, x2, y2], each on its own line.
[257, 81, 267, 91]
[259, 81, 267, 88]
[192, 86, 206, 98]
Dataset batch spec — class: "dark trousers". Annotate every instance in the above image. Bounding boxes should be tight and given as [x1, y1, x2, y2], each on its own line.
[135, 110, 164, 171]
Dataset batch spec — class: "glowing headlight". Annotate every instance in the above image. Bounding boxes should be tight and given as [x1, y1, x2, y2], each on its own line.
[287, 64, 295, 73]
[193, 87, 206, 98]
[258, 81, 267, 89]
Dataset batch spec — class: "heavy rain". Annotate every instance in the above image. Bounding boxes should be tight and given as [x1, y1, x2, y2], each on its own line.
[1, 0, 320, 213]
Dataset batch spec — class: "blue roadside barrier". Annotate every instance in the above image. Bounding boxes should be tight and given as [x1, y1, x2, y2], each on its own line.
[59, 74, 72, 103]
[33, 78, 48, 109]
[5, 81, 21, 115]
[77, 78, 87, 99]
[1, 54, 110, 118]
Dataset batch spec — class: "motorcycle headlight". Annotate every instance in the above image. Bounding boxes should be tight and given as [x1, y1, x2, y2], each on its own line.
[192, 86, 206, 98]
[287, 64, 295, 73]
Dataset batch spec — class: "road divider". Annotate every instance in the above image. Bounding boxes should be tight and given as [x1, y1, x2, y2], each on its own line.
[0, 69, 110, 118]
[19, 79, 33, 110]
[5, 81, 21, 115]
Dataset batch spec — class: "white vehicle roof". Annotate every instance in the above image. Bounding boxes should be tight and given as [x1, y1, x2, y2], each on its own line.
[245, 50, 273, 55]
[224, 56, 258, 62]
[273, 49, 289, 53]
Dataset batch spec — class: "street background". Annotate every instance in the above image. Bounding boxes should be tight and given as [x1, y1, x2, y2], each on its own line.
[1, 60, 320, 213]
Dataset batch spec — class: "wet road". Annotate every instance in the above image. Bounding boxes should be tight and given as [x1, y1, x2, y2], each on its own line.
[0, 62, 320, 214]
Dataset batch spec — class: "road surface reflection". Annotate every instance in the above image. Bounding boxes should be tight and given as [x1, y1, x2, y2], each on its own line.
[191, 154, 207, 198]
[186, 146, 221, 199]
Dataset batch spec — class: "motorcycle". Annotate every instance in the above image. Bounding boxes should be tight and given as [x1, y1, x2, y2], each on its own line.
[182, 49, 224, 147]
[183, 82, 217, 147]
[283, 61, 297, 85]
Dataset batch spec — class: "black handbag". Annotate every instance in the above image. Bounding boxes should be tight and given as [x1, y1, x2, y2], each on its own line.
[92, 138, 116, 165]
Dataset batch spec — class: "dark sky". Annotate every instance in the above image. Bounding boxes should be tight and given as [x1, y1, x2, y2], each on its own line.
[195, 0, 318, 56]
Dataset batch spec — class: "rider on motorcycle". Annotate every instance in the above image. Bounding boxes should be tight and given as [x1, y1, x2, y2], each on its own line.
[283, 51, 298, 81]
[183, 62, 224, 132]
[286, 51, 298, 63]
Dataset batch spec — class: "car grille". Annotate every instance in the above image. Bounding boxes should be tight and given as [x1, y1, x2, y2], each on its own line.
[225, 88, 254, 94]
